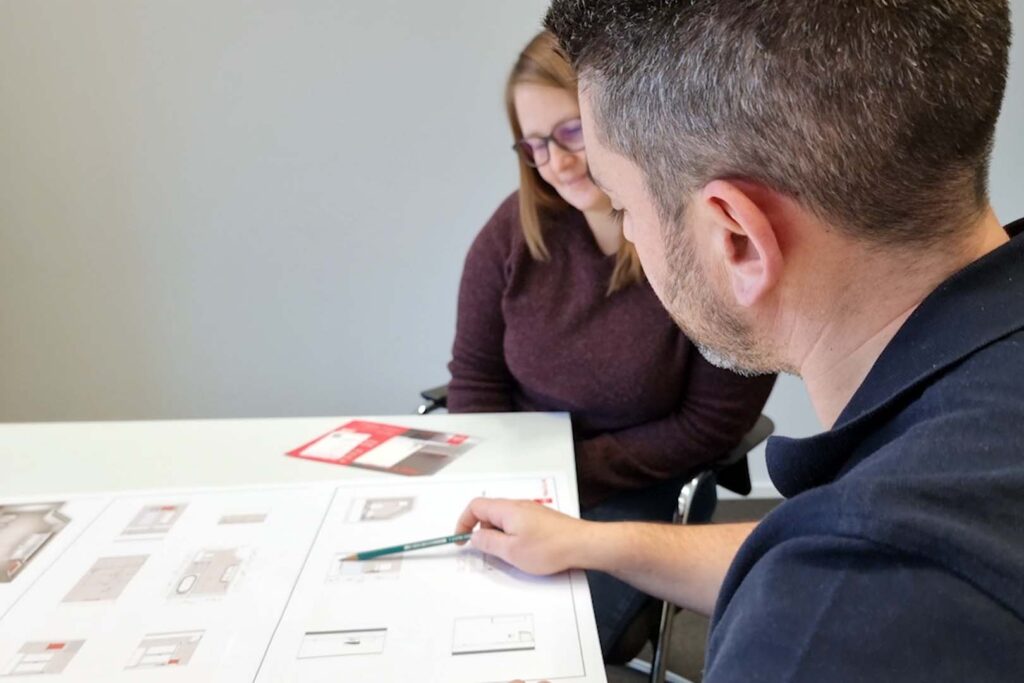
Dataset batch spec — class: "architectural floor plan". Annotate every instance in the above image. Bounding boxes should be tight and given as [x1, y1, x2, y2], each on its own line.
[0, 504, 70, 584]
[0, 475, 604, 682]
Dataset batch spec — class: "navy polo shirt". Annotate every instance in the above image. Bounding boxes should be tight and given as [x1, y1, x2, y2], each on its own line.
[705, 219, 1024, 682]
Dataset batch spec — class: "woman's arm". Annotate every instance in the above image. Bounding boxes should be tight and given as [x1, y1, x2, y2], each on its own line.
[447, 197, 519, 413]
[576, 348, 776, 508]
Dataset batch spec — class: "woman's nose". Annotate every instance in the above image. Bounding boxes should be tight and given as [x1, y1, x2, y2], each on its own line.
[548, 144, 576, 172]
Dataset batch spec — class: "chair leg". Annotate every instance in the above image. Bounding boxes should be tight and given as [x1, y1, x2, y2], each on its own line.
[646, 471, 714, 682]
[649, 599, 677, 683]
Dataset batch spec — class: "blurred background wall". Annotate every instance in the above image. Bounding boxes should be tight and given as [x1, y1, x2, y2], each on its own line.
[2, 0, 1022, 494]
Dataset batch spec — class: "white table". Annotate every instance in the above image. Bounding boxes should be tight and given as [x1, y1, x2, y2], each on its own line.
[0, 412, 578, 499]
[0, 412, 607, 682]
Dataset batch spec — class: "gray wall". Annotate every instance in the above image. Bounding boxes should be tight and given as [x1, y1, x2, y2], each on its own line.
[2, 1, 1022, 494]
[1, 0, 549, 419]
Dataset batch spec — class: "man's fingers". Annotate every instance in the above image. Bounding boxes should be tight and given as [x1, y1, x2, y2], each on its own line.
[454, 497, 488, 535]
[455, 497, 511, 536]
[471, 527, 515, 565]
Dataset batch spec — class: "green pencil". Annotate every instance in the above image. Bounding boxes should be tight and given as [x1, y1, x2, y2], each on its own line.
[342, 532, 473, 561]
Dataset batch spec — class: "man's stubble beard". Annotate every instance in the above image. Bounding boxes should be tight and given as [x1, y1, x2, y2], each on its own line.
[662, 223, 780, 377]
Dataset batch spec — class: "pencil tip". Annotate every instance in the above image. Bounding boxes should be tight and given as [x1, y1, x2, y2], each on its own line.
[341, 554, 357, 561]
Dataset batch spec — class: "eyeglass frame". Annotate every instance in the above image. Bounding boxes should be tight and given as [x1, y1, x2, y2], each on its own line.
[511, 117, 586, 168]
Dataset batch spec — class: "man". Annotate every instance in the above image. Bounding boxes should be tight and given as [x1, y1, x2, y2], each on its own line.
[456, 1, 1024, 679]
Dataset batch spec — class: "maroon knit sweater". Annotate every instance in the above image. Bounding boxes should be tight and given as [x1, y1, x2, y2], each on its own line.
[448, 192, 776, 508]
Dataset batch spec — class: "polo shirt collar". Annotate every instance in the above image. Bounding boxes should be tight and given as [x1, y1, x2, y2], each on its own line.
[768, 218, 1024, 497]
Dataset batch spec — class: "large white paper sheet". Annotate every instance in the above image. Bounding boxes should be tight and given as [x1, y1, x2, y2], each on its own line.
[0, 475, 605, 682]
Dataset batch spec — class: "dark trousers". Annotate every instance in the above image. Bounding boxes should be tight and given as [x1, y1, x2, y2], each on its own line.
[581, 475, 718, 663]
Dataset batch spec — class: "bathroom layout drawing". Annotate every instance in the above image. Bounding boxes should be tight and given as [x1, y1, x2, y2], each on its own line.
[126, 631, 203, 669]
[171, 548, 244, 598]
[0, 503, 69, 583]
[63, 556, 147, 603]
[121, 504, 186, 536]
[3, 641, 83, 676]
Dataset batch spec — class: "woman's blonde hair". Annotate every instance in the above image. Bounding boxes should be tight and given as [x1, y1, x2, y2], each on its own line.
[505, 31, 643, 295]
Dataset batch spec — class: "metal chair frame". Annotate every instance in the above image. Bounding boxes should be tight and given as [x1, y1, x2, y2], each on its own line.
[417, 384, 449, 414]
[640, 414, 775, 683]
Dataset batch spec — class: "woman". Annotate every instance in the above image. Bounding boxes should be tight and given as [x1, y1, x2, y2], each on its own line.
[447, 30, 775, 661]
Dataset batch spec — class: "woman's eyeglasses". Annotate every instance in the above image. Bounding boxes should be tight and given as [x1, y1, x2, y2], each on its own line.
[512, 118, 585, 168]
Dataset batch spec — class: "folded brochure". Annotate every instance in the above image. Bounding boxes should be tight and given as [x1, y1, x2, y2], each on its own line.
[286, 420, 478, 476]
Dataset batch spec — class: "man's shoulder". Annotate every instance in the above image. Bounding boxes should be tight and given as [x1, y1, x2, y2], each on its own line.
[730, 339, 1024, 639]
[818, 320, 1024, 492]
[859, 324, 1024, 475]
[713, 401, 1024, 680]
[809, 330, 1024, 566]
[708, 506, 1024, 682]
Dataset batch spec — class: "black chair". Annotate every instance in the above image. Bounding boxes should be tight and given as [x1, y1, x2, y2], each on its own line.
[417, 383, 773, 682]
[633, 414, 775, 683]
[417, 384, 450, 414]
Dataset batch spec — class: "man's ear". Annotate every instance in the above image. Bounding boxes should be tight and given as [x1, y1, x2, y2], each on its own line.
[698, 179, 783, 307]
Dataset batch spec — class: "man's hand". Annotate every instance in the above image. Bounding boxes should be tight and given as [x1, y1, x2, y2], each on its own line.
[455, 497, 592, 575]
[458, 497, 755, 616]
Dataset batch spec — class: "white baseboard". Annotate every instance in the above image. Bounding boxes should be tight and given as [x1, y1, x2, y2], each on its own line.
[624, 657, 695, 683]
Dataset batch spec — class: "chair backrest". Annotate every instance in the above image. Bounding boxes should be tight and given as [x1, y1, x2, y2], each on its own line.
[724, 414, 775, 465]
[417, 384, 449, 415]
[715, 414, 775, 496]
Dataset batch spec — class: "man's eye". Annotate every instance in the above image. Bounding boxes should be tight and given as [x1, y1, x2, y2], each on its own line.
[608, 207, 625, 225]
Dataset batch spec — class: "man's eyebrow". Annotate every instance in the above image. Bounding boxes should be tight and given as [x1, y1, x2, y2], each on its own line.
[587, 167, 610, 193]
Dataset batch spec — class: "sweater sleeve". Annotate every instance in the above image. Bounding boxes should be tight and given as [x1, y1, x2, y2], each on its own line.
[575, 349, 776, 509]
[446, 195, 518, 413]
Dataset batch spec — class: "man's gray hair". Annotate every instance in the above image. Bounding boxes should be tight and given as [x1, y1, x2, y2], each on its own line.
[545, 0, 1011, 246]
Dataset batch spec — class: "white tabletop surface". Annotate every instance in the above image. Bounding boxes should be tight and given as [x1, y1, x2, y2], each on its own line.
[0, 413, 606, 682]
[0, 412, 577, 500]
